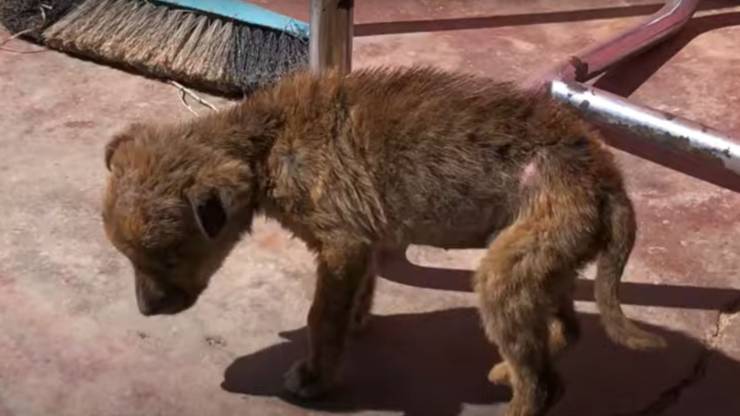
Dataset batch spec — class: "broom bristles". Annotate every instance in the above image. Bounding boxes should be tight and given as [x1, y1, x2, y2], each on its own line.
[38, 0, 308, 95]
[0, 0, 81, 41]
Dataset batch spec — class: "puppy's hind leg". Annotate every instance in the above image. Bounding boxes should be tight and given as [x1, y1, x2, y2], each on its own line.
[475, 231, 558, 416]
[475, 193, 598, 416]
[488, 271, 580, 388]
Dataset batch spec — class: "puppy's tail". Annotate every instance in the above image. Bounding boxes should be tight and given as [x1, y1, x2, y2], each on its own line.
[595, 190, 666, 350]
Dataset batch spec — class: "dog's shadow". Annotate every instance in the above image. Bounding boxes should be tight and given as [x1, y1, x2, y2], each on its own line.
[221, 308, 740, 416]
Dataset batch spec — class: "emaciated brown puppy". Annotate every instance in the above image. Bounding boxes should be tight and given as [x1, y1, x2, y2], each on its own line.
[102, 66, 666, 416]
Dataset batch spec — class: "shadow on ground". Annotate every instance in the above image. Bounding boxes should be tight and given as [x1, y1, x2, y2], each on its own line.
[376, 250, 740, 311]
[222, 308, 740, 416]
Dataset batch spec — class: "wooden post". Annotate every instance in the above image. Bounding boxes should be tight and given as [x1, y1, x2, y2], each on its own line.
[309, 0, 353, 74]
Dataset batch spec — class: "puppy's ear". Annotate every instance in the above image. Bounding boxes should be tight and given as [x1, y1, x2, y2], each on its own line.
[105, 123, 143, 170]
[187, 188, 229, 240]
[187, 160, 255, 239]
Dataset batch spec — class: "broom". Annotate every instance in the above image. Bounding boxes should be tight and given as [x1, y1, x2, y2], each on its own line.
[0, 0, 310, 95]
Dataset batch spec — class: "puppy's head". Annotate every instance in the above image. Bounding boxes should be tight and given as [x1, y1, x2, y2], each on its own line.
[102, 122, 256, 316]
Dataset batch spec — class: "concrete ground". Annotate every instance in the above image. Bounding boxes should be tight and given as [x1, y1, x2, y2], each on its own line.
[1, 0, 740, 415]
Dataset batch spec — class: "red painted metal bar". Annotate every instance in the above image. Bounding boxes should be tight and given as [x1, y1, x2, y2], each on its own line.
[526, 0, 700, 85]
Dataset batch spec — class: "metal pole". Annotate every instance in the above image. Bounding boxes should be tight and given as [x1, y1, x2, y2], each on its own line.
[551, 80, 740, 181]
[527, 0, 740, 191]
[309, 0, 354, 74]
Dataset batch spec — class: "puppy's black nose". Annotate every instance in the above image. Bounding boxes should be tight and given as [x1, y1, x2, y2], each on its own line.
[136, 296, 164, 316]
[137, 290, 166, 316]
[138, 290, 187, 316]
[134, 269, 191, 316]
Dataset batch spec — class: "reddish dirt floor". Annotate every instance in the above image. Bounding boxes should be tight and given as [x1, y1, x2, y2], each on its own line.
[1, 1, 739, 415]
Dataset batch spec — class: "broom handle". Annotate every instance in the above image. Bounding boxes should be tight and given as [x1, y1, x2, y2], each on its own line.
[156, 0, 309, 37]
[309, 0, 353, 74]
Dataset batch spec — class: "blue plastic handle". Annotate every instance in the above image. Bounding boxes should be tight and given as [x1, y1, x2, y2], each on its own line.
[157, 0, 309, 38]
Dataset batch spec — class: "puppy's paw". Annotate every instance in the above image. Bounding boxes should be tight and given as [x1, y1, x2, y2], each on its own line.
[488, 362, 512, 386]
[283, 360, 332, 400]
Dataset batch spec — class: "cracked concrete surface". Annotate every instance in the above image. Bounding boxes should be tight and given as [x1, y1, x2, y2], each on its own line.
[1, 0, 740, 415]
[637, 296, 740, 416]
[714, 298, 740, 343]
[624, 295, 740, 416]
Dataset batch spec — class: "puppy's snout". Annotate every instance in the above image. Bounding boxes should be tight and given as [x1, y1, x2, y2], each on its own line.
[137, 289, 187, 316]
[135, 272, 188, 316]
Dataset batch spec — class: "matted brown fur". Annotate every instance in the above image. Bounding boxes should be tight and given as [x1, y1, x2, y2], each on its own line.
[102, 66, 666, 416]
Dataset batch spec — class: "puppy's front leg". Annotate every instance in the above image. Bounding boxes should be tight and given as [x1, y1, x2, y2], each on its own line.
[284, 241, 371, 399]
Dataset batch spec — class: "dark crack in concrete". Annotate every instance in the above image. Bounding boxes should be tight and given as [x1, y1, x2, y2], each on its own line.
[616, 349, 710, 416]
[617, 296, 740, 416]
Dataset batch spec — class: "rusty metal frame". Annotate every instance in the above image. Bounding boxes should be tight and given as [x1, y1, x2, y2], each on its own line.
[308, 0, 740, 191]
[529, 0, 740, 191]
[526, 0, 701, 84]
[551, 81, 740, 184]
